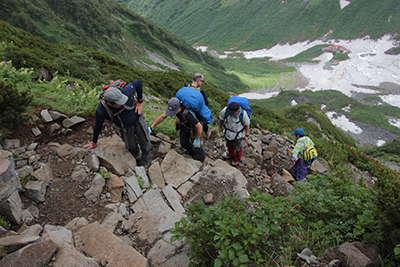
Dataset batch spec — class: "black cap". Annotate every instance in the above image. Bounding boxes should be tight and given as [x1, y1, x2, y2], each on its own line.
[227, 101, 240, 116]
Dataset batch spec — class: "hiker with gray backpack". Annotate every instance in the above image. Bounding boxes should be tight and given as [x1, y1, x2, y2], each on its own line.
[291, 128, 318, 181]
[219, 100, 250, 166]
[85, 80, 152, 168]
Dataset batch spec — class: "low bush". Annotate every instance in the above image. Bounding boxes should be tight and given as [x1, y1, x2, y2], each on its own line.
[172, 169, 384, 266]
[0, 62, 32, 128]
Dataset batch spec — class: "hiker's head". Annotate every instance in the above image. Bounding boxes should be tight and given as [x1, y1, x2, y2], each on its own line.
[292, 128, 305, 138]
[226, 101, 240, 116]
[103, 87, 128, 106]
[192, 73, 204, 86]
[165, 97, 181, 117]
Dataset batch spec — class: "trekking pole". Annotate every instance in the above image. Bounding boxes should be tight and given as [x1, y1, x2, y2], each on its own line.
[150, 132, 178, 147]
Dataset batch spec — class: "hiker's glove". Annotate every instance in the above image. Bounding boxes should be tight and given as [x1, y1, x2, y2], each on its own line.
[193, 139, 201, 148]
[148, 127, 153, 134]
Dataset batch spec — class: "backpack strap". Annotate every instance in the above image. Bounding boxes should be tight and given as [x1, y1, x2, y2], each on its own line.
[100, 99, 125, 124]
[224, 109, 245, 140]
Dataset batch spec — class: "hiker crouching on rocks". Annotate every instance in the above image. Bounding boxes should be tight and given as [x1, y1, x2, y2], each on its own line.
[218, 101, 250, 166]
[148, 97, 206, 162]
[85, 80, 152, 168]
[292, 127, 314, 181]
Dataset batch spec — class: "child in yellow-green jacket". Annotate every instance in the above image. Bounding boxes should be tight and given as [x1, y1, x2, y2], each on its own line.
[292, 128, 314, 181]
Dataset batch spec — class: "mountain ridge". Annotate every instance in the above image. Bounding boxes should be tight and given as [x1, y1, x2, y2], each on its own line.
[117, 0, 400, 51]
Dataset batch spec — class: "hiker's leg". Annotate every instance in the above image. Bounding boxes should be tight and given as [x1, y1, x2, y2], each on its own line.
[134, 116, 151, 164]
[233, 149, 243, 164]
[179, 126, 195, 155]
[180, 126, 205, 162]
[193, 147, 206, 162]
[122, 125, 140, 158]
[296, 159, 308, 181]
[226, 140, 235, 158]
[191, 126, 205, 162]
[234, 138, 244, 153]
[232, 139, 244, 163]
[292, 160, 299, 180]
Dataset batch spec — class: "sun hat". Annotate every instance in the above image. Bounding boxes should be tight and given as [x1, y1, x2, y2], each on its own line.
[292, 128, 305, 137]
[226, 101, 240, 116]
[165, 97, 181, 117]
[103, 87, 128, 106]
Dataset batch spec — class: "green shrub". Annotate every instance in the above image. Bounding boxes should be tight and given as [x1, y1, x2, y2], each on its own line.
[172, 170, 383, 266]
[53, 46, 105, 84]
[171, 192, 286, 266]
[0, 216, 10, 230]
[0, 63, 32, 128]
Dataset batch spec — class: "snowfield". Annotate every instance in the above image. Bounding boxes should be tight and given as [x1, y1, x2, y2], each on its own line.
[231, 35, 400, 145]
[240, 35, 400, 101]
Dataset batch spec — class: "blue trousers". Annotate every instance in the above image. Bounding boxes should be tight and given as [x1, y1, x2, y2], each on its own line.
[292, 158, 309, 181]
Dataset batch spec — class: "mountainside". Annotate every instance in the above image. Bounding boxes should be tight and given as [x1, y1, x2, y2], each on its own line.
[0, 0, 249, 93]
[117, 0, 400, 51]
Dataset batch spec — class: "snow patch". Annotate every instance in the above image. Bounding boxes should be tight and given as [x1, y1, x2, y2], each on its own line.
[380, 95, 400, 108]
[388, 117, 400, 128]
[376, 140, 386, 146]
[339, 0, 351, 9]
[326, 111, 363, 134]
[238, 91, 278, 99]
[195, 46, 208, 52]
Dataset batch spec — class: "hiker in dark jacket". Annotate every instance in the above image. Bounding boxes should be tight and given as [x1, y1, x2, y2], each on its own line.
[148, 97, 206, 162]
[85, 80, 152, 168]
[292, 127, 314, 181]
[218, 101, 250, 166]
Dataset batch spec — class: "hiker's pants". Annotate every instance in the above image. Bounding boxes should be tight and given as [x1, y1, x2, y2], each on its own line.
[120, 115, 151, 164]
[292, 158, 309, 181]
[180, 125, 205, 162]
[226, 138, 245, 152]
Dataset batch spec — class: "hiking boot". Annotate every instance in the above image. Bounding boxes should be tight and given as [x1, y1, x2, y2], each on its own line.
[223, 155, 235, 160]
[232, 161, 240, 166]
[142, 160, 152, 169]
[137, 159, 151, 169]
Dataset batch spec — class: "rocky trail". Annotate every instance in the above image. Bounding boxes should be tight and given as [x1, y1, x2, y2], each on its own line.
[0, 108, 380, 267]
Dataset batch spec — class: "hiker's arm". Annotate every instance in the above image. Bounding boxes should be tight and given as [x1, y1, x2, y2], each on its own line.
[88, 110, 105, 147]
[292, 141, 302, 161]
[150, 113, 168, 129]
[135, 102, 143, 114]
[133, 80, 144, 114]
[84, 141, 97, 149]
[244, 125, 250, 142]
[218, 119, 223, 133]
[194, 122, 203, 140]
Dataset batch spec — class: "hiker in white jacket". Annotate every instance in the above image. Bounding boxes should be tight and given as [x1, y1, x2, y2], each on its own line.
[218, 101, 250, 166]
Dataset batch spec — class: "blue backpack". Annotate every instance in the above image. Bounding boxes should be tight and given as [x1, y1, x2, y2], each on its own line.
[227, 96, 251, 124]
[176, 87, 213, 125]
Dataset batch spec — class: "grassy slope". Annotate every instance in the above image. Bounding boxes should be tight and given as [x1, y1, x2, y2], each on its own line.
[0, 0, 250, 94]
[252, 90, 400, 145]
[0, 20, 357, 148]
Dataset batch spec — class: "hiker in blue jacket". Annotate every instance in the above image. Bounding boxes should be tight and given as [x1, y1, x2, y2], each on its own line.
[85, 80, 152, 168]
[187, 73, 211, 137]
[219, 101, 250, 166]
[148, 97, 206, 162]
[189, 73, 209, 107]
[292, 128, 314, 181]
